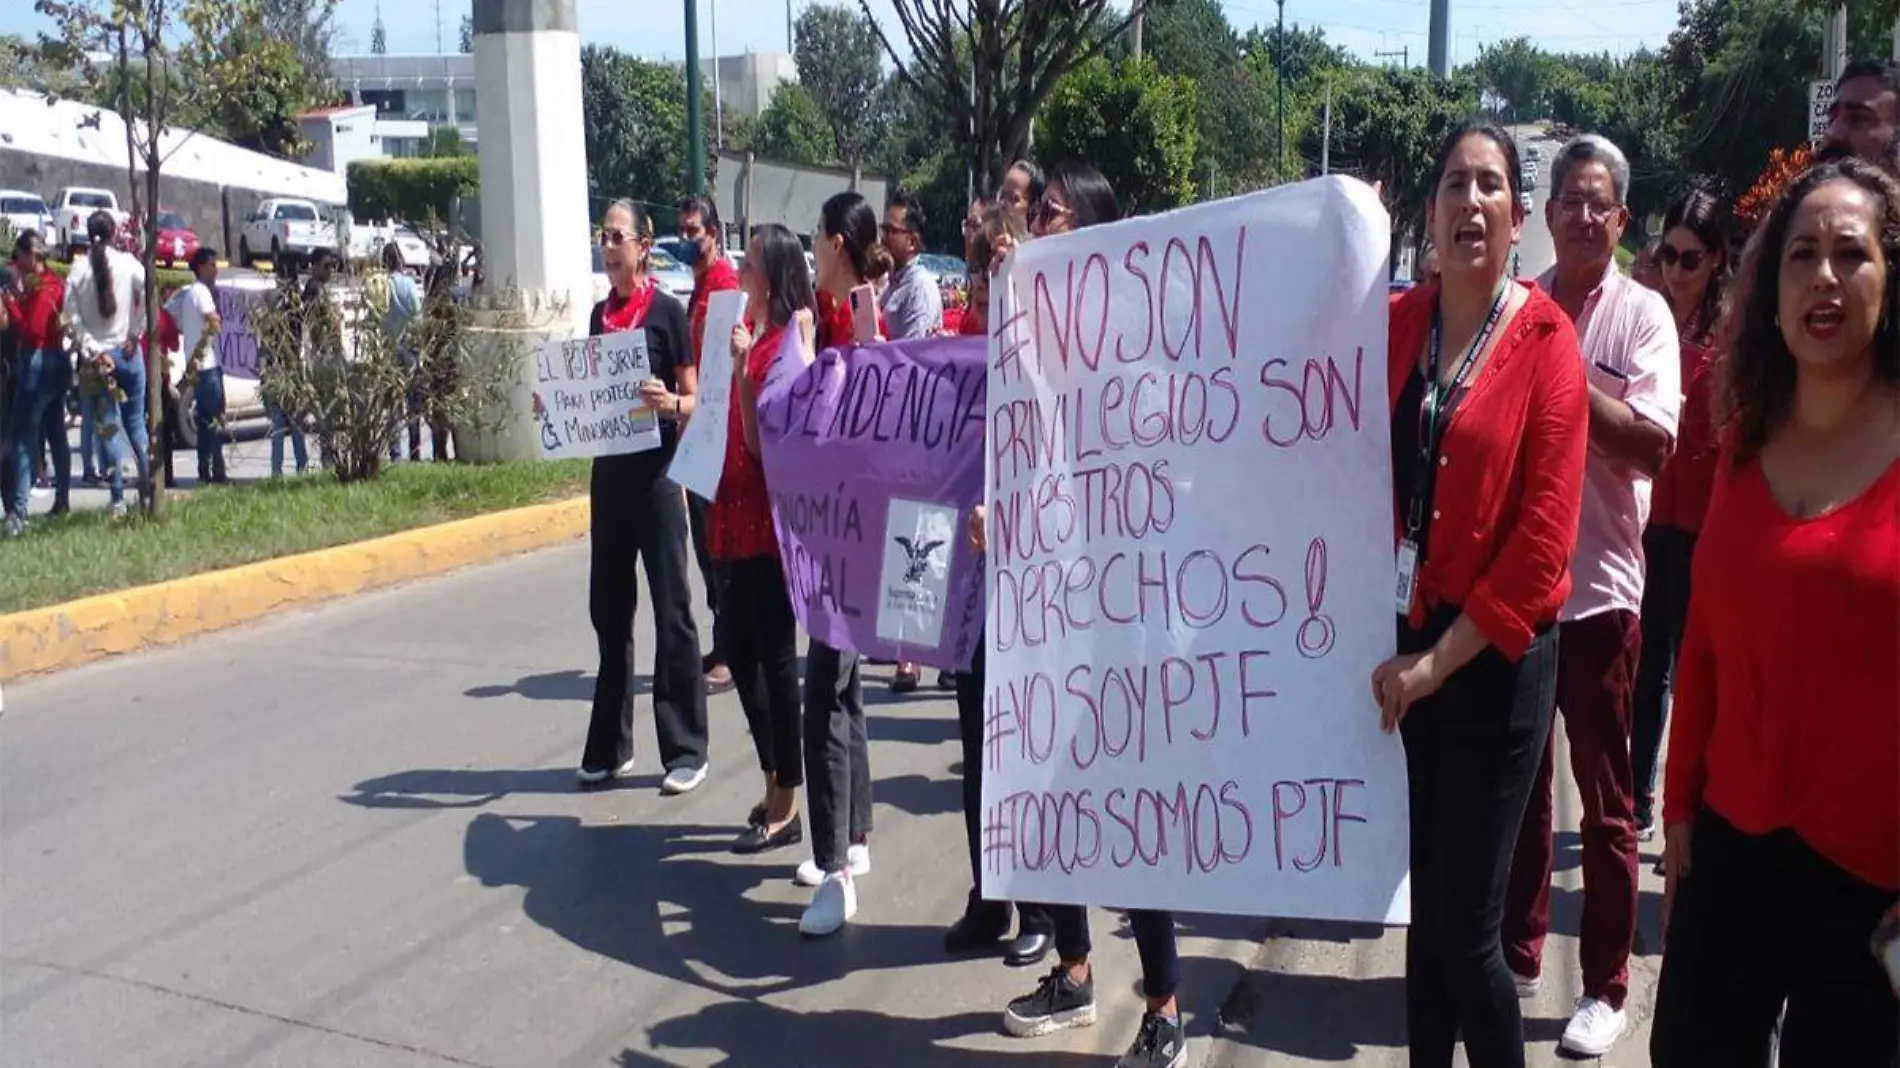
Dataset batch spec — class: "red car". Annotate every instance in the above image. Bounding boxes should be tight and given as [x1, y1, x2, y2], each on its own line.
[113, 210, 201, 266]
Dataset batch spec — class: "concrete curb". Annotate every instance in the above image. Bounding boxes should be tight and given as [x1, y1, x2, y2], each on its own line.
[0, 496, 590, 682]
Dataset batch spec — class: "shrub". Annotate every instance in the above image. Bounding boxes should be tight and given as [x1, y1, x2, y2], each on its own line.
[347, 157, 480, 225]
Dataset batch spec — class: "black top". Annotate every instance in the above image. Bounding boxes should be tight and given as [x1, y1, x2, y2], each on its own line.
[1392, 366, 1470, 561]
[588, 288, 690, 480]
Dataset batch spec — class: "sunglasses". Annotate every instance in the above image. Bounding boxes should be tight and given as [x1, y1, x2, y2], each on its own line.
[1656, 244, 1707, 271]
[599, 228, 642, 248]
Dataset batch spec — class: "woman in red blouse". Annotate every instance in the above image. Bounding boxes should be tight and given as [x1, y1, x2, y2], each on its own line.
[1631, 188, 1730, 844]
[1371, 122, 1589, 1068]
[794, 190, 890, 938]
[4, 229, 70, 534]
[1652, 160, 1900, 1067]
[721, 223, 813, 857]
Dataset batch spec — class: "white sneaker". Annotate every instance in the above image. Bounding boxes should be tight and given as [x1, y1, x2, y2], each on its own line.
[798, 869, 856, 937]
[1513, 972, 1541, 998]
[576, 758, 637, 785]
[660, 763, 708, 794]
[1560, 997, 1627, 1057]
[795, 843, 870, 887]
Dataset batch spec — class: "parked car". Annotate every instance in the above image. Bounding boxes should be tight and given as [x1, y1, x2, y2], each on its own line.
[147, 210, 201, 266]
[0, 189, 55, 241]
[916, 251, 968, 310]
[238, 197, 339, 266]
[50, 187, 126, 257]
[588, 245, 696, 306]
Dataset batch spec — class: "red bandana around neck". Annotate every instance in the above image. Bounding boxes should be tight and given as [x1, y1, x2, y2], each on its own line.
[602, 276, 659, 332]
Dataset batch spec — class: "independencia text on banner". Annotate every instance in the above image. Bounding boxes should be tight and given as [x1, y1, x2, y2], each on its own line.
[981, 176, 1410, 925]
[531, 330, 663, 460]
[757, 335, 988, 673]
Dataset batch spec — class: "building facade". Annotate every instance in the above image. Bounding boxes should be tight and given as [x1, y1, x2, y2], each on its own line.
[330, 54, 480, 159]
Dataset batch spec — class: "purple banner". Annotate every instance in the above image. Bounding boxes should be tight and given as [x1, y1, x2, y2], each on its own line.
[757, 336, 987, 672]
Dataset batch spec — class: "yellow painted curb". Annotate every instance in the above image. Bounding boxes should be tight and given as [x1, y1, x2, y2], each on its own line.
[0, 496, 591, 682]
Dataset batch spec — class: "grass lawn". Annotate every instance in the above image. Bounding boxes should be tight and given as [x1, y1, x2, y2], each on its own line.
[1, 460, 590, 614]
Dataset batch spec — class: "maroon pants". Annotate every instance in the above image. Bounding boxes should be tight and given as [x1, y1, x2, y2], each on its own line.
[1503, 609, 1641, 1009]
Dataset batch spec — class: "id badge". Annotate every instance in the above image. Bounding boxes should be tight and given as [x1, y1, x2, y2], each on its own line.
[1395, 539, 1420, 616]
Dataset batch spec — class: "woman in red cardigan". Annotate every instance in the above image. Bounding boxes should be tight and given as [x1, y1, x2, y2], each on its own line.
[1371, 121, 1590, 1068]
[1652, 159, 1899, 1067]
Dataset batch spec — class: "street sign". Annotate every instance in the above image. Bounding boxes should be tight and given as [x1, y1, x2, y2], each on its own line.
[1809, 79, 1836, 145]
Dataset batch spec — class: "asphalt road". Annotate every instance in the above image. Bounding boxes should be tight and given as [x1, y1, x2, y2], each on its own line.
[1512, 124, 1562, 283]
[1, 540, 1661, 1067]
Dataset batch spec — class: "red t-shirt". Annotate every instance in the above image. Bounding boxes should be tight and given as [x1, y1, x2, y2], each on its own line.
[1649, 341, 1721, 532]
[709, 323, 788, 562]
[4, 268, 66, 350]
[1665, 450, 1899, 890]
[1386, 283, 1590, 660]
[687, 258, 741, 364]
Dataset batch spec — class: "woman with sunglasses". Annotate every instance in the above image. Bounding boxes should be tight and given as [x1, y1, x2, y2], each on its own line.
[794, 189, 890, 937]
[576, 199, 711, 797]
[720, 223, 813, 857]
[980, 161, 1190, 1068]
[1630, 189, 1729, 849]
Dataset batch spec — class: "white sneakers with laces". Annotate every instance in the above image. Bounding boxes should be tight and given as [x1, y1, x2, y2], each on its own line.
[1560, 996, 1627, 1057]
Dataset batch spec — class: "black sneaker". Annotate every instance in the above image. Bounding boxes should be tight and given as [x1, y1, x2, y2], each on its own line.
[1003, 965, 1097, 1038]
[1116, 1012, 1187, 1068]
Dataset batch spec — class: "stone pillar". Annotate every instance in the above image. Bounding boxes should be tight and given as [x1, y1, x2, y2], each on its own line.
[456, 0, 592, 463]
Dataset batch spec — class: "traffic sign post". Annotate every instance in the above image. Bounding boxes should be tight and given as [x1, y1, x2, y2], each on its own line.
[1809, 79, 1836, 145]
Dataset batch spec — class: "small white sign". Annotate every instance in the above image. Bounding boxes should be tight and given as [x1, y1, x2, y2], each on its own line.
[1809, 79, 1836, 145]
[671, 290, 748, 500]
[529, 330, 663, 460]
[876, 496, 958, 648]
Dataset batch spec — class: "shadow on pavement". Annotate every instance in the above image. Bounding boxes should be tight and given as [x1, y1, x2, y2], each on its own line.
[614, 1002, 1106, 1068]
[339, 767, 664, 808]
[461, 813, 951, 1002]
[873, 772, 960, 819]
[464, 669, 650, 702]
[867, 710, 961, 747]
[1218, 970, 1408, 1061]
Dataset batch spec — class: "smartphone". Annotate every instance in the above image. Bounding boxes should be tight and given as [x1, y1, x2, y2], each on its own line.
[848, 283, 879, 343]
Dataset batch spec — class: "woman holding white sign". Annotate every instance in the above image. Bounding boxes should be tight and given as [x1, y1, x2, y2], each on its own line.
[1370, 123, 1590, 1068]
[577, 199, 711, 797]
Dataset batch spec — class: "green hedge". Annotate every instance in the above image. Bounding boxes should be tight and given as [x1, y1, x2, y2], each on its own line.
[347, 157, 480, 225]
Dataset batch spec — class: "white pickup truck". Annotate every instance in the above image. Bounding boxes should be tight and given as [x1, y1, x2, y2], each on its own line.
[50, 186, 127, 256]
[237, 197, 340, 266]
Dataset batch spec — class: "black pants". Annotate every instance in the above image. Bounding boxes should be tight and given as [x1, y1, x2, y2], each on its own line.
[724, 555, 802, 788]
[1401, 606, 1558, 1068]
[956, 639, 1050, 929]
[1045, 904, 1180, 999]
[803, 640, 871, 872]
[688, 492, 726, 665]
[1632, 525, 1695, 824]
[1653, 809, 1897, 1068]
[584, 468, 708, 772]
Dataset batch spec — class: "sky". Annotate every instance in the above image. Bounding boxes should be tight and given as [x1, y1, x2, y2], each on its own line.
[0, 0, 1688, 68]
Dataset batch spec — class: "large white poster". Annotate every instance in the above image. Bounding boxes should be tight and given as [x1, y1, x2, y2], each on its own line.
[530, 330, 664, 460]
[982, 177, 1409, 924]
[671, 290, 748, 500]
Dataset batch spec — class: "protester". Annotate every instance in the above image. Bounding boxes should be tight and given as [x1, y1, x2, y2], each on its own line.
[381, 242, 424, 463]
[0, 250, 16, 516]
[1505, 133, 1680, 1059]
[996, 159, 1045, 231]
[167, 247, 224, 485]
[877, 187, 944, 694]
[1818, 58, 1898, 175]
[1652, 157, 1900, 1067]
[63, 209, 150, 516]
[1372, 121, 1588, 1068]
[718, 223, 811, 857]
[794, 189, 889, 937]
[577, 199, 710, 797]
[418, 262, 459, 462]
[1632, 188, 1728, 848]
[4, 229, 70, 535]
[677, 192, 739, 697]
[263, 257, 310, 478]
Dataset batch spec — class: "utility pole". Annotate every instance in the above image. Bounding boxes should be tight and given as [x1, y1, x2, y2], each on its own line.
[1428, 0, 1449, 77]
[686, 0, 704, 195]
[435, 0, 442, 55]
[1275, 0, 1286, 179]
[1132, 3, 1144, 58]
[1321, 78, 1333, 175]
[711, 0, 722, 148]
[787, 0, 795, 52]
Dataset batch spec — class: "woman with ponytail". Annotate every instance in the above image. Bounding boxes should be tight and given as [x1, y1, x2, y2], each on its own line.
[793, 190, 888, 938]
[61, 209, 148, 515]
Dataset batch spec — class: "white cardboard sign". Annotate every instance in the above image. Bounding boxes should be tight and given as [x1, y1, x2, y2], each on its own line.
[671, 289, 748, 499]
[981, 177, 1410, 925]
[530, 330, 663, 460]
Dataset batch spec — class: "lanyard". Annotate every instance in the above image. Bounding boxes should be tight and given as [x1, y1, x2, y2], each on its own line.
[1406, 283, 1509, 540]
